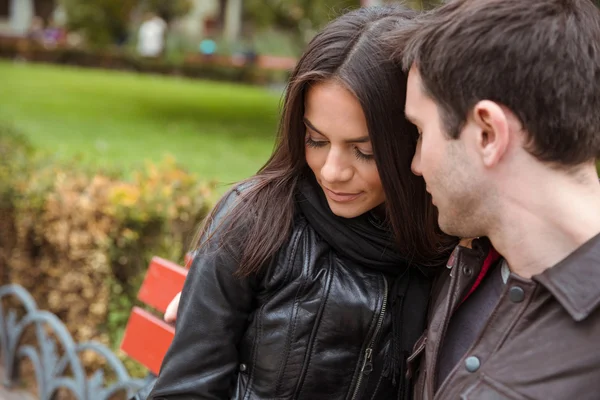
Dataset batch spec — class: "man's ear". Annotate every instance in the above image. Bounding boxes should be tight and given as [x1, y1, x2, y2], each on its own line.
[470, 100, 510, 168]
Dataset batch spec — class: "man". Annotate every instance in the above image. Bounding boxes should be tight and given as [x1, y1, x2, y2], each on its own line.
[400, 0, 600, 398]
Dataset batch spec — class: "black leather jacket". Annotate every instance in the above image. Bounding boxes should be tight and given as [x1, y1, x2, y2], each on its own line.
[142, 189, 417, 400]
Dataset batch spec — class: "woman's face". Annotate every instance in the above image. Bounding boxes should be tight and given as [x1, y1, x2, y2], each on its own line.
[304, 80, 385, 218]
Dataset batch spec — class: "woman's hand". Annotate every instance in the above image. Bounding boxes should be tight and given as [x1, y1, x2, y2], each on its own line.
[164, 292, 181, 323]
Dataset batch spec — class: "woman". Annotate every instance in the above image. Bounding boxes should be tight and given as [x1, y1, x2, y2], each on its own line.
[144, 5, 455, 400]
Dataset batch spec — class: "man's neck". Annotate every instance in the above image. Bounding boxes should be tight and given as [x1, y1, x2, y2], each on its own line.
[488, 169, 600, 279]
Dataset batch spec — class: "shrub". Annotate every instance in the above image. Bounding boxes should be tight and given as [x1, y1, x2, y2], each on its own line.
[0, 36, 290, 85]
[0, 122, 215, 375]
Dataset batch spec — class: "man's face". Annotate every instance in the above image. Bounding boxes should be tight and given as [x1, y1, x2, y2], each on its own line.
[405, 66, 483, 237]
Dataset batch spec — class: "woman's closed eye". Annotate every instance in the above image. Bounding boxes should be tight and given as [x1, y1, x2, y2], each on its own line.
[306, 136, 328, 148]
[306, 137, 374, 162]
[354, 147, 374, 161]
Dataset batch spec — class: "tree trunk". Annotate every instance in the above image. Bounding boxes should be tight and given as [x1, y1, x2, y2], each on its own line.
[9, 0, 34, 34]
[223, 0, 241, 42]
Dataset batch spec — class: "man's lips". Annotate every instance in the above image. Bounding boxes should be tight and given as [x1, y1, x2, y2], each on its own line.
[426, 187, 435, 204]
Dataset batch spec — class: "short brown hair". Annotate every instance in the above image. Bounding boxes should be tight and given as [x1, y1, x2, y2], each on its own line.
[400, 0, 600, 166]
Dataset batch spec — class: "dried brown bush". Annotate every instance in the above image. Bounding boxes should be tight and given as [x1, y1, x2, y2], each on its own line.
[0, 123, 214, 377]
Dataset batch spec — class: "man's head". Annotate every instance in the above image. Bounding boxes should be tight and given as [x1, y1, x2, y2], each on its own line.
[401, 0, 600, 238]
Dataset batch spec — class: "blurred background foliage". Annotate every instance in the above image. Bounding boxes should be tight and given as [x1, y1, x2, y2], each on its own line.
[0, 121, 214, 376]
[59, 0, 193, 47]
[54, 0, 443, 53]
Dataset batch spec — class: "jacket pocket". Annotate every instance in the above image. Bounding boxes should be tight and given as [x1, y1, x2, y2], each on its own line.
[461, 376, 528, 400]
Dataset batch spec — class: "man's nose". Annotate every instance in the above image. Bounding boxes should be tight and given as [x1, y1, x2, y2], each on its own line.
[411, 143, 423, 177]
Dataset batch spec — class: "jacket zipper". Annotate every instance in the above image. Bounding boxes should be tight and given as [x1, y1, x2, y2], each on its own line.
[291, 235, 334, 398]
[350, 275, 388, 400]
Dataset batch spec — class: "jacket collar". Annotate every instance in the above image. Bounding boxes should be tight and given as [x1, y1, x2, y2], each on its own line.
[534, 232, 600, 322]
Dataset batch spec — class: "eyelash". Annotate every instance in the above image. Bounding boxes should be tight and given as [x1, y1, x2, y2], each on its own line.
[305, 137, 374, 162]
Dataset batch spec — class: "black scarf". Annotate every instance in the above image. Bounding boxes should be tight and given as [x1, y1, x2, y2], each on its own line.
[297, 175, 432, 398]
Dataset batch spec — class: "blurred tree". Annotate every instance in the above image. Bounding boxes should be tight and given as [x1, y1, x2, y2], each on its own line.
[244, 0, 361, 47]
[243, 0, 444, 49]
[60, 0, 137, 47]
[141, 0, 192, 24]
[60, 0, 192, 48]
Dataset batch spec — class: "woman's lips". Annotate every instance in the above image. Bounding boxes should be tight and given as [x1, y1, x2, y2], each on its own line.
[324, 187, 363, 203]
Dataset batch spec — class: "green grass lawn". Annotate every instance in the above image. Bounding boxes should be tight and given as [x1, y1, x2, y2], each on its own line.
[0, 61, 282, 190]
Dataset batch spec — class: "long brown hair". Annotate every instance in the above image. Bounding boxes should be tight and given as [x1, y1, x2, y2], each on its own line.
[195, 5, 457, 276]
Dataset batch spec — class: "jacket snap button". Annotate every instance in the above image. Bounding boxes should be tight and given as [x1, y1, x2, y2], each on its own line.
[509, 286, 525, 303]
[239, 363, 247, 372]
[462, 266, 473, 276]
[465, 356, 480, 373]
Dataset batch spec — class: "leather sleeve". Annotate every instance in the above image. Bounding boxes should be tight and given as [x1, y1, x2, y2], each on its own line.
[129, 376, 156, 400]
[147, 189, 256, 399]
